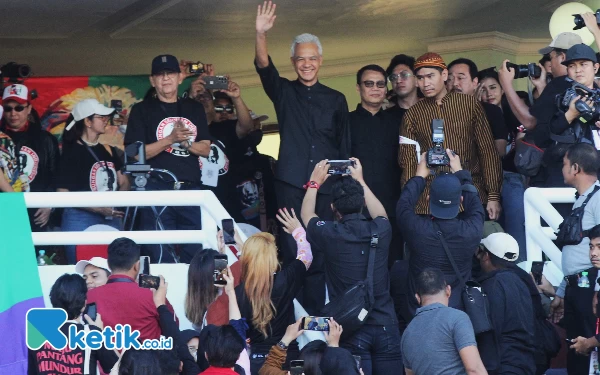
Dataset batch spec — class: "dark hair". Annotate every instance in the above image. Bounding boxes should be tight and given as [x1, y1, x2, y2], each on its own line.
[61, 114, 94, 151]
[185, 249, 219, 326]
[331, 177, 364, 216]
[213, 91, 233, 106]
[386, 54, 416, 76]
[566, 143, 600, 176]
[356, 64, 387, 85]
[589, 224, 600, 240]
[118, 349, 165, 375]
[299, 340, 327, 375]
[50, 273, 87, 320]
[448, 58, 479, 81]
[553, 48, 568, 56]
[478, 68, 500, 85]
[204, 325, 245, 368]
[539, 54, 551, 65]
[157, 349, 181, 375]
[415, 268, 447, 297]
[107, 237, 141, 273]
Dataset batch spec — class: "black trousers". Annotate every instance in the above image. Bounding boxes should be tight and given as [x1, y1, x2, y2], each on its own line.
[275, 180, 332, 315]
[564, 272, 598, 375]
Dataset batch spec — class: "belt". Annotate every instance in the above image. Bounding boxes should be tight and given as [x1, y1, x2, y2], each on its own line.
[564, 267, 598, 287]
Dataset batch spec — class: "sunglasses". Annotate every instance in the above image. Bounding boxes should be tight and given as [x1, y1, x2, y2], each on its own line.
[389, 72, 414, 83]
[362, 80, 387, 88]
[3, 104, 29, 113]
[215, 105, 234, 113]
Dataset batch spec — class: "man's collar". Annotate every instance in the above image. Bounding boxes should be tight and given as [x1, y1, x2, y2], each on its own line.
[340, 212, 367, 223]
[108, 274, 136, 282]
[295, 79, 321, 89]
[415, 302, 446, 315]
[577, 180, 600, 199]
[355, 103, 383, 116]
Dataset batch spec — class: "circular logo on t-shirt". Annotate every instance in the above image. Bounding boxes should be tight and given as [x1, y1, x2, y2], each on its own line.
[19, 146, 39, 183]
[199, 142, 229, 175]
[156, 117, 198, 157]
[89, 162, 117, 192]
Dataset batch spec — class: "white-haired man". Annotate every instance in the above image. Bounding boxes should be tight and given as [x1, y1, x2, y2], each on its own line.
[255, 1, 350, 313]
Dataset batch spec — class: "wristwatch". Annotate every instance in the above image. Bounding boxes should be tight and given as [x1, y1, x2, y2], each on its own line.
[277, 341, 288, 350]
[303, 181, 320, 190]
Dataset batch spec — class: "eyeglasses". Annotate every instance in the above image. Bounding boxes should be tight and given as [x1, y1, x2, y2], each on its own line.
[3, 104, 28, 113]
[188, 347, 198, 354]
[215, 105, 234, 113]
[389, 72, 414, 83]
[92, 115, 110, 123]
[362, 80, 387, 88]
[153, 71, 178, 79]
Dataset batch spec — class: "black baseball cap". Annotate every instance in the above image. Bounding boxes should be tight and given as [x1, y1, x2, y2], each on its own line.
[151, 54, 181, 75]
[430, 173, 461, 219]
[562, 44, 598, 66]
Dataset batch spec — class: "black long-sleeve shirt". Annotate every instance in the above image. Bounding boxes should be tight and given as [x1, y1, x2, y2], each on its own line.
[255, 56, 350, 194]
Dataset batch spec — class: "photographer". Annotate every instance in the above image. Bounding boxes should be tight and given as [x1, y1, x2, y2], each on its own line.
[124, 54, 211, 263]
[396, 150, 484, 317]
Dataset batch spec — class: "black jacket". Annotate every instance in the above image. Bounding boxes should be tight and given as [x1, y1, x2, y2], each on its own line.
[2, 121, 59, 192]
[477, 269, 536, 375]
[396, 170, 484, 312]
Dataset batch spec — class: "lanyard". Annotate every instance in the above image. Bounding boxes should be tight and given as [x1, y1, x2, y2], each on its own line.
[81, 140, 115, 190]
[107, 277, 135, 284]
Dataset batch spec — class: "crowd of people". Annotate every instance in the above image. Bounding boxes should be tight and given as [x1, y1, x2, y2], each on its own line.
[8, 1, 600, 374]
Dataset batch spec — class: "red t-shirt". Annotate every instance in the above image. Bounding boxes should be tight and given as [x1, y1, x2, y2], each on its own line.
[206, 261, 242, 326]
[86, 274, 177, 342]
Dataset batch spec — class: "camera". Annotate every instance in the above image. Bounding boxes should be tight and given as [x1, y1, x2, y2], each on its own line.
[557, 79, 600, 123]
[574, 10, 600, 31]
[427, 119, 450, 167]
[0, 62, 32, 83]
[188, 62, 205, 75]
[506, 62, 541, 79]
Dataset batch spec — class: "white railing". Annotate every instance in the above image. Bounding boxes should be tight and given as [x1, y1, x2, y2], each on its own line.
[523, 187, 576, 286]
[24, 190, 247, 255]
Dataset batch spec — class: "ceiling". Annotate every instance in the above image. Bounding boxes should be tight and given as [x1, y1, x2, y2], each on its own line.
[0, 0, 578, 77]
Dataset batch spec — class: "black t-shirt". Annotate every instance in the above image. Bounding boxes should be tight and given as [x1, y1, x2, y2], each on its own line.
[124, 97, 210, 183]
[236, 259, 306, 349]
[481, 102, 509, 142]
[500, 101, 524, 173]
[306, 214, 397, 326]
[384, 104, 407, 129]
[57, 142, 123, 192]
[209, 120, 248, 163]
[28, 322, 118, 375]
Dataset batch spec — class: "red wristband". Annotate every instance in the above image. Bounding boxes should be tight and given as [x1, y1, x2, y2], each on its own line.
[303, 181, 320, 190]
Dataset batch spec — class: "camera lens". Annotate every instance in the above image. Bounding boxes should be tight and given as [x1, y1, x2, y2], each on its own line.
[528, 63, 541, 79]
[573, 14, 585, 30]
[18, 64, 31, 78]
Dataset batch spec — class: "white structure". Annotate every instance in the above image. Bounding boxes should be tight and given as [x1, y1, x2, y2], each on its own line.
[523, 187, 576, 286]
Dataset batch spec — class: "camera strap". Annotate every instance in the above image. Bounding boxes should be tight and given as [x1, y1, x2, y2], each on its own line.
[81, 139, 116, 190]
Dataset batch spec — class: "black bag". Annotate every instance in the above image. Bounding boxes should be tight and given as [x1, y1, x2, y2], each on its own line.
[514, 138, 544, 177]
[555, 185, 600, 247]
[435, 223, 493, 334]
[320, 221, 378, 337]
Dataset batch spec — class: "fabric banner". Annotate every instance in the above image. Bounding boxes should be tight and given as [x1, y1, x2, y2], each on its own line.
[0, 193, 44, 374]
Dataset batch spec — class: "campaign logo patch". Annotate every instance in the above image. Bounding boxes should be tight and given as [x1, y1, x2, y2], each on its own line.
[316, 221, 326, 226]
[19, 146, 39, 183]
[89, 161, 117, 191]
[156, 117, 198, 156]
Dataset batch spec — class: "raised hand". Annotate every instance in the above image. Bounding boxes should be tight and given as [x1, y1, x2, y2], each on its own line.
[256, 1, 277, 34]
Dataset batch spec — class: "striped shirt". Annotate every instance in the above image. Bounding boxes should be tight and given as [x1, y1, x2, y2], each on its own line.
[398, 92, 502, 214]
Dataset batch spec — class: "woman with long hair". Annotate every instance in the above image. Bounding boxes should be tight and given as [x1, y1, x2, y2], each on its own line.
[56, 99, 130, 263]
[236, 208, 313, 375]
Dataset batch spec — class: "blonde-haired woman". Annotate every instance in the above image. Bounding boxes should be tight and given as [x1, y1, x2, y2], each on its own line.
[236, 208, 312, 375]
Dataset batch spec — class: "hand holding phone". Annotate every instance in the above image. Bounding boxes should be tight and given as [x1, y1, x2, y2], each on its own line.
[83, 302, 97, 321]
[531, 261, 544, 285]
[214, 254, 228, 286]
[139, 274, 160, 289]
[222, 219, 236, 245]
[301, 316, 330, 331]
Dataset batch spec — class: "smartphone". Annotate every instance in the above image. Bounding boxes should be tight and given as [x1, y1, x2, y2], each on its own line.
[140, 256, 151, 276]
[214, 254, 228, 286]
[301, 316, 330, 331]
[327, 160, 355, 175]
[188, 62, 205, 75]
[290, 360, 304, 375]
[222, 219, 236, 245]
[139, 274, 160, 289]
[352, 355, 362, 372]
[83, 302, 97, 321]
[204, 76, 229, 90]
[531, 261, 544, 285]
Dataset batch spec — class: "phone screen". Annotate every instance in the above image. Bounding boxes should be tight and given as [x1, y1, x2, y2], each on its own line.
[214, 254, 228, 285]
[290, 360, 304, 375]
[83, 303, 97, 321]
[139, 274, 160, 289]
[531, 261, 544, 285]
[302, 316, 330, 331]
[222, 219, 235, 245]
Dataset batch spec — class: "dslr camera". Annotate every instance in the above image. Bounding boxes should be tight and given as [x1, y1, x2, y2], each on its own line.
[1, 62, 32, 83]
[506, 62, 541, 79]
[427, 119, 450, 167]
[557, 79, 600, 123]
[574, 10, 600, 30]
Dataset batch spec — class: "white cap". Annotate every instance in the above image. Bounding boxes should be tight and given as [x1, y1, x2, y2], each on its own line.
[249, 110, 269, 122]
[3, 84, 29, 104]
[538, 32, 583, 55]
[480, 233, 519, 262]
[66, 99, 115, 131]
[75, 257, 111, 274]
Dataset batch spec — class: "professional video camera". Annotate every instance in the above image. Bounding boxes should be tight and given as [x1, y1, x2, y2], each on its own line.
[574, 10, 600, 30]
[124, 141, 180, 191]
[557, 79, 600, 123]
[506, 62, 541, 79]
[427, 119, 450, 167]
[0, 62, 32, 83]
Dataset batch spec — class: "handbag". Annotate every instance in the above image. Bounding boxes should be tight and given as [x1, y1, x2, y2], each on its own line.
[514, 138, 544, 177]
[555, 185, 600, 247]
[435, 222, 493, 334]
[320, 221, 378, 337]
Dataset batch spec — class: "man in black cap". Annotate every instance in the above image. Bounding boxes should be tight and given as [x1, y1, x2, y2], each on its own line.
[394, 150, 484, 325]
[125, 54, 211, 263]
